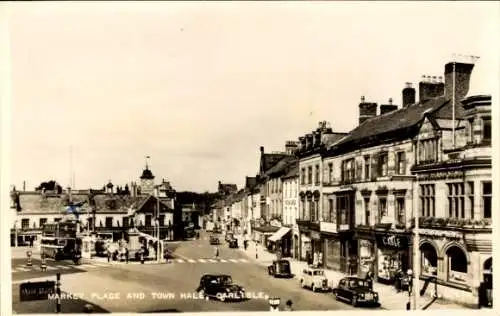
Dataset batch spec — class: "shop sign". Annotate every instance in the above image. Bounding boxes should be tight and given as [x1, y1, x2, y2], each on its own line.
[320, 222, 337, 234]
[418, 170, 463, 181]
[20, 281, 55, 301]
[376, 234, 408, 250]
[419, 228, 462, 239]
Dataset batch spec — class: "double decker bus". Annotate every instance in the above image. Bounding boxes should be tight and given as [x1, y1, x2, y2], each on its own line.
[40, 221, 81, 260]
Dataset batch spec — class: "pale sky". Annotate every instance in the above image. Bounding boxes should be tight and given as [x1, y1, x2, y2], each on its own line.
[5, 2, 499, 192]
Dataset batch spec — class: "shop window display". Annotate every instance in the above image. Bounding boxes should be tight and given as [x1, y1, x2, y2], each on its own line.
[420, 243, 438, 276]
[446, 246, 468, 283]
[377, 250, 408, 282]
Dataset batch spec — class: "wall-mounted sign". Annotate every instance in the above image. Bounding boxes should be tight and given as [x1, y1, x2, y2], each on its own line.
[20, 281, 55, 302]
[376, 234, 408, 250]
[419, 228, 462, 239]
[417, 170, 463, 181]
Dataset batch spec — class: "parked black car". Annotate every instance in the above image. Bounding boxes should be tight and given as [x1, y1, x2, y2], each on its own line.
[333, 277, 380, 307]
[210, 236, 220, 245]
[228, 238, 238, 248]
[268, 260, 293, 278]
[196, 274, 245, 302]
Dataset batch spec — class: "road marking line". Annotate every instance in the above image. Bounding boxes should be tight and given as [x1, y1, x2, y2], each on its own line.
[18, 264, 27, 268]
[198, 259, 207, 263]
[16, 267, 30, 272]
[188, 259, 196, 263]
[229, 259, 238, 263]
[176, 259, 184, 263]
[208, 259, 217, 263]
[45, 266, 57, 271]
[219, 259, 227, 263]
[54, 265, 70, 270]
[239, 259, 248, 263]
[92, 263, 109, 267]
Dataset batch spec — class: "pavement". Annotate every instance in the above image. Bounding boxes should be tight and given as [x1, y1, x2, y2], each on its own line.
[236, 234, 468, 310]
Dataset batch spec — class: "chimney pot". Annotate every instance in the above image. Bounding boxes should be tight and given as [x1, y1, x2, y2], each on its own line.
[361, 96, 365, 102]
[260, 146, 264, 154]
[389, 98, 393, 105]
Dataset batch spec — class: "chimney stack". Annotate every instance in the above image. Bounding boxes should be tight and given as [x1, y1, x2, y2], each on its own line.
[285, 141, 299, 155]
[23, 181, 26, 192]
[260, 146, 264, 154]
[419, 74, 445, 102]
[380, 98, 398, 115]
[358, 96, 377, 125]
[444, 61, 475, 101]
[402, 82, 416, 107]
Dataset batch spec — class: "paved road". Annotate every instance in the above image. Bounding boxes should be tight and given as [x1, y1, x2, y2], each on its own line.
[12, 231, 380, 313]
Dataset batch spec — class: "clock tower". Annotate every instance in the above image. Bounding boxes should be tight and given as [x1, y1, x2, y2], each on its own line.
[139, 157, 155, 195]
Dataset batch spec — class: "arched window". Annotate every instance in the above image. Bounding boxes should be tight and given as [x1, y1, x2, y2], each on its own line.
[420, 243, 438, 276]
[446, 246, 468, 283]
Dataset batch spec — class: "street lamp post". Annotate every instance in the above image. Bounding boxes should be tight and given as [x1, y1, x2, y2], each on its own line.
[412, 179, 421, 310]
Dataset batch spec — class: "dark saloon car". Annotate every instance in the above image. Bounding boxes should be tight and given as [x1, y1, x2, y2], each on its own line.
[333, 277, 380, 307]
[196, 274, 246, 302]
[210, 236, 221, 245]
[228, 238, 238, 248]
[268, 260, 293, 278]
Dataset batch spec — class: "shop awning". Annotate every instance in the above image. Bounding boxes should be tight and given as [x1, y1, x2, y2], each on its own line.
[268, 227, 291, 242]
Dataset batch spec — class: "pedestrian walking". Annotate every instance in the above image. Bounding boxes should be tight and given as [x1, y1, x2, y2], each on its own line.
[214, 246, 220, 259]
[285, 300, 293, 311]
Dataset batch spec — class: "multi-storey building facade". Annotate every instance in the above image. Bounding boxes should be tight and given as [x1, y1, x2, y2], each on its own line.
[410, 92, 492, 306]
[296, 121, 347, 264]
[282, 161, 300, 259]
[320, 59, 491, 307]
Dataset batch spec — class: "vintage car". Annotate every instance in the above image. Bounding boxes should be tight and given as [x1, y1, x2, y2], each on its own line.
[268, 260, 293, 278]
[333, 277, 380, 307]
[300, 266, 330, 292]
[228, 238, 238, 248]
[196, 274, 246, 302]
[210, 236, 221, 245]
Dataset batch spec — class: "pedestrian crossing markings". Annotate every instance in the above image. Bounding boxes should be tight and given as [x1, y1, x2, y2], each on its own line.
[172, 258, 248, 264]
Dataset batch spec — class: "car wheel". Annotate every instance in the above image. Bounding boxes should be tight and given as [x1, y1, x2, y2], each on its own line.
[352, 295, 358, 307]
[312, 284, 317, 292]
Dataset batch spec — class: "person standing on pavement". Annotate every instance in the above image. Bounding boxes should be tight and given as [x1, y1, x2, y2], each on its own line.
[214, 245, 220, 259]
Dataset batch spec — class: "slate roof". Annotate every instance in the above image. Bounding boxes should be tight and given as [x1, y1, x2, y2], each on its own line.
[16, 192, 160, 214]
[261, 153, 290, 174]
[332, 96, 450, 150]
[265, 156, 297, 177]
[219, 183, 238, 194]
[282, 161, 299, 179]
